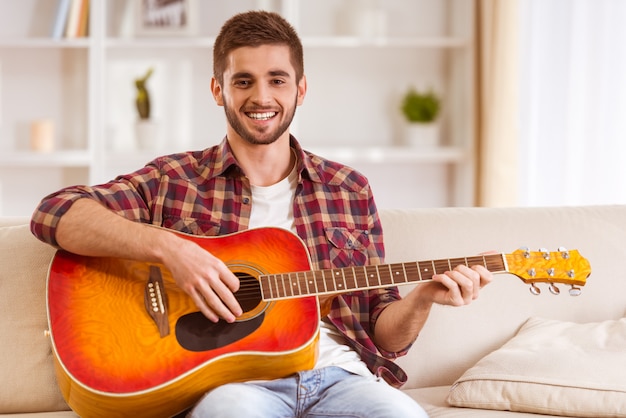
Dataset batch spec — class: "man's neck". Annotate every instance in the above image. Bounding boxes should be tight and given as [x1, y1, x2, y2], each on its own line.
[227, 134, 295, 187]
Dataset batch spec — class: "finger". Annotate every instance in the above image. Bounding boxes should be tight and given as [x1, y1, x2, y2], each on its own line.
[446, 268, 478, 303]
[188, 287, 221, 323]
[456, 264, 482, 298]
[472, 265, 493, 287]
[431, 273, 465, 306]
[211, 267, 243, 317]
[197, 277, 242, 323]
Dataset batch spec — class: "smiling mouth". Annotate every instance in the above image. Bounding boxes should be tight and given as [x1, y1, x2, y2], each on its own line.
[246, 112, 277, 121]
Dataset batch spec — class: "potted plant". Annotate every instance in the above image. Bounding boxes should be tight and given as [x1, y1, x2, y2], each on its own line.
[400, 87, 441, 147]
[134, 67, 160, 150]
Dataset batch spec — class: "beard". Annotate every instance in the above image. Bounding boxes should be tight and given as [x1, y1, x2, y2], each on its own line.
[223, 95, 298, 146]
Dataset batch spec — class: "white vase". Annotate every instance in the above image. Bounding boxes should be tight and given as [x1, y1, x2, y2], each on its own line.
[404, 122, 440, 148]
[135, 120, 161, 151]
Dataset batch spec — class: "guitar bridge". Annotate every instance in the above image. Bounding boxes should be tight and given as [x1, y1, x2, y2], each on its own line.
[144, 266, 170, 338]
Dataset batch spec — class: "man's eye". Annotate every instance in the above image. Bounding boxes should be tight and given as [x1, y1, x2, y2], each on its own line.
[272, 79, 285, 85]
[235, 80, 250, 87]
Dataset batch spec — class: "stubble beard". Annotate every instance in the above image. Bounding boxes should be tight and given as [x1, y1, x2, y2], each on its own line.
[224, 95, 298, 146]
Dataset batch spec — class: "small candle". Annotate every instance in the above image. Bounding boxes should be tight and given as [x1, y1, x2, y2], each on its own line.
[30, 119, 55, 152]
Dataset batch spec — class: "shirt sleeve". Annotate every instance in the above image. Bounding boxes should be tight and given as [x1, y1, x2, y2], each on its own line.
[30, 164, 163, 248]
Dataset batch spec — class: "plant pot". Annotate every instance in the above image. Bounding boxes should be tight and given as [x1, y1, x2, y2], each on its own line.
[403, 122, 440, 148]
[135, 119, 161, 151]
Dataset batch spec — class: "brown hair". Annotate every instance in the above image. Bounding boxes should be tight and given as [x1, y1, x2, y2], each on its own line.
[213, 11, 304, 85]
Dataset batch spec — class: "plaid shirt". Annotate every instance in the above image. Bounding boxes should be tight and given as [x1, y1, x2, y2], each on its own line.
[31, 136, 410, 387]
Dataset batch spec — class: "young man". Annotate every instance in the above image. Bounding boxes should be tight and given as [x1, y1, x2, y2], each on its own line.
[31, 11, 492, 418]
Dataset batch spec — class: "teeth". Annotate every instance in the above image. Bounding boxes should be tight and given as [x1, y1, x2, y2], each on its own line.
[247, 112, 276, 120]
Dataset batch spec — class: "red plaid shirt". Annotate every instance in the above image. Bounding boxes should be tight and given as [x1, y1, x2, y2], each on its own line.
[31, 136, 410, 387]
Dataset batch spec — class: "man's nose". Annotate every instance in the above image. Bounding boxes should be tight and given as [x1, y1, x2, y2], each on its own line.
[250, 83, 272, 105]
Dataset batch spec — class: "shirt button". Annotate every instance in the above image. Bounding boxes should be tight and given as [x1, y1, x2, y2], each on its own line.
[243, 197, 250, 204]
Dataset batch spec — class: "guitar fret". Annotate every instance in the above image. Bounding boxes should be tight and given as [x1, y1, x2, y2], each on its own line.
[304, 271, 314, 295]
[366, 266, 378, 287]
[354, 266, 367, 289]
[312, 270, 322, 294]
[280, 273, 287, 297]
[434, 259, 448, 274]
[296, 272, 304, 296]
[374, 265, 382, 286]
[418, 261, 433, 279]
[318, 270, 326, 293]
[289, 273, 298, 297]
[347, 266, 358, 290]
[378, 264, 393, 286]
[333, 270, 344, 291]
[389, 263, 407, 284]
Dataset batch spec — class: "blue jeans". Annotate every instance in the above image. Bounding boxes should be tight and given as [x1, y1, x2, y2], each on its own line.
[188, 366, 428, 418]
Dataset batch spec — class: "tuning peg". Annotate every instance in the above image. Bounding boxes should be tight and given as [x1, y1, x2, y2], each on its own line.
[529, 284, 541, 295]
[519, 246, 530, 258]
[539, 247, 550, 260]
[558, 246, 570, 259]
[548, 283, 560, 295]
[569, 285, 582, 297]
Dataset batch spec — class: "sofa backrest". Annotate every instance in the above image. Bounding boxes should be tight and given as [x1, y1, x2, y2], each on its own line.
[380, 206, 626, 389]
[0, 220, 70, 413]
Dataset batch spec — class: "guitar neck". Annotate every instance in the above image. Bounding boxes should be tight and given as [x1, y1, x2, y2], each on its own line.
[259, 254, 507, 301]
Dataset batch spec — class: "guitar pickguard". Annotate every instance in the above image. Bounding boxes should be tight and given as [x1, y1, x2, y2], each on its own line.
[175, 312, 265, 352]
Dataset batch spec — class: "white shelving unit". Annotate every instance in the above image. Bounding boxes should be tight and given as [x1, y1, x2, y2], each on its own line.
[0, 0, 476, 216]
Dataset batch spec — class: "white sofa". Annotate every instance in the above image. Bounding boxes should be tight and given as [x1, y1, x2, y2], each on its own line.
[1, 205, 625, 417]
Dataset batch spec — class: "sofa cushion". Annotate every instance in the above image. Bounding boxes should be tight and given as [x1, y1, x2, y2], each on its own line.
[0, 224, 69, 413]
[447, 316, 626, 417]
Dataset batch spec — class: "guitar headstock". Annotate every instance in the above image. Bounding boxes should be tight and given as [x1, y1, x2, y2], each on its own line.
[505, 248, 591, 296]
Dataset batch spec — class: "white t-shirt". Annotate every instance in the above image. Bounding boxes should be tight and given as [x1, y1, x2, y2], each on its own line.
[248, 157, 373, 378]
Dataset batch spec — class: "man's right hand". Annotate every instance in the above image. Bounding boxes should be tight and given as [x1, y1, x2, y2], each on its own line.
[161, 237, 243, 323]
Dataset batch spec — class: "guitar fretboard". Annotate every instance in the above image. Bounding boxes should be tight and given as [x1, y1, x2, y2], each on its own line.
[259, 254, 506, 301]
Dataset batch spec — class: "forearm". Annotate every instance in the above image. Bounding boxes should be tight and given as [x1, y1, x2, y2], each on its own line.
[55, 198, 177, 264]
[373, 286, 434, 353]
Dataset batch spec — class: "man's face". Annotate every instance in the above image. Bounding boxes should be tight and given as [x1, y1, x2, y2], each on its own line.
[212, 44, 306, 146]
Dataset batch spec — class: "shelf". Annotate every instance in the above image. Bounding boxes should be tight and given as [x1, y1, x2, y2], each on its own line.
[105, 37, 215, 49]
[302, 36, 471, 49]
[99, 146, 465, 169]
[0, 150, 92, 167]
[307, 146, 466, 164]
[0, 38, 91, 48]
[103, 36, 469, 50]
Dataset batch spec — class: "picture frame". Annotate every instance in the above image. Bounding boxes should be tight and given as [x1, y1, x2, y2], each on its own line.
[134, 0, 197, 37]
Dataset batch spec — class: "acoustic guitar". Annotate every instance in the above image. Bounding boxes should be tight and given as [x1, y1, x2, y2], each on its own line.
[46, 227, 590, 418]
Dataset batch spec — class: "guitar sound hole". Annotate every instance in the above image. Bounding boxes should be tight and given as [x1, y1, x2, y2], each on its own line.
[234, 272, 262, 313]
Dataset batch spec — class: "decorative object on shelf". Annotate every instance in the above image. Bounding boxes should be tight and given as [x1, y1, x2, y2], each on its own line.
[134, 0, 197, 37]
[134, 68, 159, 150]
[400, 87, 441, 147]
[338, 1, 387, 39]
[30, 119, 55, 153]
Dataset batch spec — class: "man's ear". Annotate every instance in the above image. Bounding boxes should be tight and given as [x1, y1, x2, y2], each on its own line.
[297, 74, 307, 106]
[211, 77, 224, 106]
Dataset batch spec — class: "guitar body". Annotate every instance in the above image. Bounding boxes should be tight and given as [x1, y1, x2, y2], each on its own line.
[47, 228, 320, 418]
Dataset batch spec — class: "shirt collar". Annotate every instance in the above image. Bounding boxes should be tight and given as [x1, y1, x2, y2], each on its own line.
[202, 135, 324, 185]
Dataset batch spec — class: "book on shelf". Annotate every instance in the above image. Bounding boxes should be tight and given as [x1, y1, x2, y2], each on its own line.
[51, 0, 89, 39]
[51, 0, 71, 39]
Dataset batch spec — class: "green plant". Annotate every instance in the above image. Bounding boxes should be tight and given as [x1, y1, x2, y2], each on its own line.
[401, 87, 440, 123]
[135, 68, 154, 120]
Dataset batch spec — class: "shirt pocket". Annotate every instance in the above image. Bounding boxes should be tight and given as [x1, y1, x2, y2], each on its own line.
[162, 216, 221, 236]
[324, 227, 370, 268]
